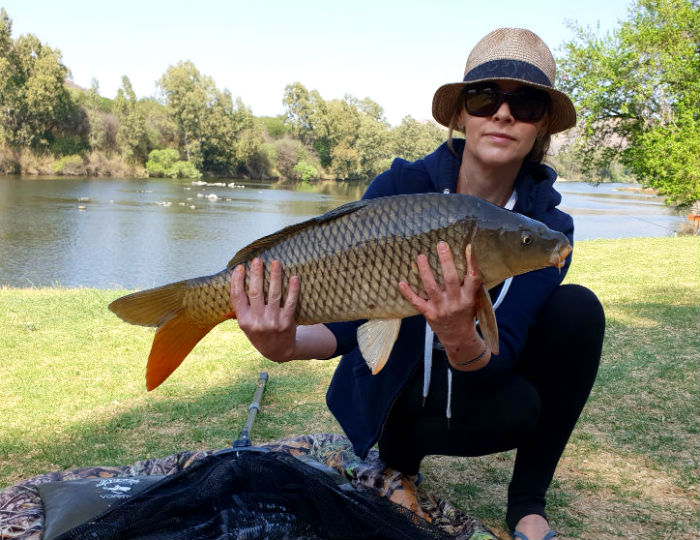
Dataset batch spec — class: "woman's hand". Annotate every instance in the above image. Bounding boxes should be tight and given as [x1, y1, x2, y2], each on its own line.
[230, 258, 300, 363]
[398, 242, 490, 369]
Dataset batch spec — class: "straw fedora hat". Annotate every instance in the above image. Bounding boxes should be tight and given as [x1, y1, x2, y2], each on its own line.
[432, 28, 576, 134]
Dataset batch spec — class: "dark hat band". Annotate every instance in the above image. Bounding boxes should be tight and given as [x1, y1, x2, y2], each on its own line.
[464, 59, 551, 87]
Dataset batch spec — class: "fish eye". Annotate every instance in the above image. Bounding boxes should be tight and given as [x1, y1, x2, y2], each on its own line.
[521, 232, 533, 246]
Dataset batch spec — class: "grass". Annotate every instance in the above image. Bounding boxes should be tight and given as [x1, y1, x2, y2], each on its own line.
[1, 236, 698, 539]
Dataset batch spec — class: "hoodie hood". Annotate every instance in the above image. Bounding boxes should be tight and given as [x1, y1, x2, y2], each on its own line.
[418, 139, 562, 222]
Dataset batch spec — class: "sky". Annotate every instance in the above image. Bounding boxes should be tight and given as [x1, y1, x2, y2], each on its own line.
[2, 0, 633, 126]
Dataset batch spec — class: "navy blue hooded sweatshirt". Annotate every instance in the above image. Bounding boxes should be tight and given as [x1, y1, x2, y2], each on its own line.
[324, 139, 574, 459]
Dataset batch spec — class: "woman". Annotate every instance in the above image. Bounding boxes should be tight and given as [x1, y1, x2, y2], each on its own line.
[231, 28, 605, 540]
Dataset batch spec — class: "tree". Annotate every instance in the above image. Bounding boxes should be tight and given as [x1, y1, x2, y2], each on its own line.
[282, 82, 334, 166]
[115, 76, 149, 164]
[283, 85, 396, 179]
[558, 0, 700, 206]
[138, 97, 177, 150]
[282, 82, 317, 144]
[158, 61, 261, 176]
[0, 9, 79, 155]
[390, 116, 445, 163]
[158, 61, 211, 167]
[261, 115, 289, 139]
[355, 98, 392, 178]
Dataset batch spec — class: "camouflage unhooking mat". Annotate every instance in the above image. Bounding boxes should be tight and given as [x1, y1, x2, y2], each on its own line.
[0, 433, 499, 540]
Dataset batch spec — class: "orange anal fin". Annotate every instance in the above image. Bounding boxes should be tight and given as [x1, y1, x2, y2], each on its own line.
[145, 315, 216, 391]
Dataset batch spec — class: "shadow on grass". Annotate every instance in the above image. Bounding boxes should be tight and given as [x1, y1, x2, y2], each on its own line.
[2, 361, 340, 484]
[583, 299, 699, 485]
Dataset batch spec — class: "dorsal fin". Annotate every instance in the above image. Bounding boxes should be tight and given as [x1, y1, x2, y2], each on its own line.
[227, 199, 370, 268]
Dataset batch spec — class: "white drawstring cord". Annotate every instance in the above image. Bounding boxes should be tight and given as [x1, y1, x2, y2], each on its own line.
[422, 323, 434, 406]
[446, 368, 453, 426]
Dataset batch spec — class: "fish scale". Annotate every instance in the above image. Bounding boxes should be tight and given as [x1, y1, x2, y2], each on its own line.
[109, 193, 572, 390]
[249, 197, 445, 321]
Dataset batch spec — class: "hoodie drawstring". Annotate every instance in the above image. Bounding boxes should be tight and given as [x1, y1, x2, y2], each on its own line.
[422, 324, 434, 407]
[423, 278, 513, 425]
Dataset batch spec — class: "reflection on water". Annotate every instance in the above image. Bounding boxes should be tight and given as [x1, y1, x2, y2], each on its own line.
[0, 177, 685, 289]
[556, 182, 684, 240]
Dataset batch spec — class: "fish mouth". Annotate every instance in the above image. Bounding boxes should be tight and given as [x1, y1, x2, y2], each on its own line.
[550, 242, 572, 271]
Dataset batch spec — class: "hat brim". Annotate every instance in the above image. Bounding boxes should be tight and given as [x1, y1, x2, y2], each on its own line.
[432, 78, 576, 135]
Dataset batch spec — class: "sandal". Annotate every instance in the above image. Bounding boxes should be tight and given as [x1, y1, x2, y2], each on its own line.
[512, 529, 557, 540]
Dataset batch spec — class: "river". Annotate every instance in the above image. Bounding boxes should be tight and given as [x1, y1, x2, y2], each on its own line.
[0, 176, 684, 289]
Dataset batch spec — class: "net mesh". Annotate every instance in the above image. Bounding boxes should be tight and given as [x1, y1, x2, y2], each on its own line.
[53, 449, 453, 540]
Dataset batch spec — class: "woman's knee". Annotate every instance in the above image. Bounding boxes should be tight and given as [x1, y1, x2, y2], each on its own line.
[543, 284, 605, 337]
[522, 284, 605, 380]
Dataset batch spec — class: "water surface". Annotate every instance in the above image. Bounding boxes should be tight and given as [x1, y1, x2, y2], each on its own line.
[0, 177, 684, 288]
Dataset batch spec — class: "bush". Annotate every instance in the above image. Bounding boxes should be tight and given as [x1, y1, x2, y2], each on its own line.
[52, 154, 85, 175]
[292, 160, 318, 182]
[273, 139, 317, 180]
[169, 160, 202, 179]
[49, 135, 89, 157]
[146, 149, 201, 179]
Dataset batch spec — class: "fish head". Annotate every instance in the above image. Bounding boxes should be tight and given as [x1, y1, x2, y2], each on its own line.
[470, 213, 572, 289]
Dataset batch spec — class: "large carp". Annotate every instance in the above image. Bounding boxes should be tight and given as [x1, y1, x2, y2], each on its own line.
[109, 193, 572, 390]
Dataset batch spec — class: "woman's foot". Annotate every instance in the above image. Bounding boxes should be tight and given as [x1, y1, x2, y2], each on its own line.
[512, 514, 556, 540]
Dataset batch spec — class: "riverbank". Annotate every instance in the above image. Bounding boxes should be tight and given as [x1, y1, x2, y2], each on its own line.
[1, 237, 698, 539]
[0, 148, 146, 178]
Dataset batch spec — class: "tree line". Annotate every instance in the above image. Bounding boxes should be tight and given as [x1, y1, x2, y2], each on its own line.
[0, 8, 444, 183]
[0, 0, 698, 206]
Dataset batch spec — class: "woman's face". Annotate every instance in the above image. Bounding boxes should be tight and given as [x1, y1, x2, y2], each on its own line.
[459, 81, 549, 168]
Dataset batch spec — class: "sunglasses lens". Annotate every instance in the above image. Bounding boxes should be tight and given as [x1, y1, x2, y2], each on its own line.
[464, 88, 500, 117]
[464, 86, 549, 122]
[509, 90, 549, 122]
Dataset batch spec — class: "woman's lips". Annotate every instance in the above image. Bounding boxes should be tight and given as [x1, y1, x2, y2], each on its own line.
[484, 131, 516, 142]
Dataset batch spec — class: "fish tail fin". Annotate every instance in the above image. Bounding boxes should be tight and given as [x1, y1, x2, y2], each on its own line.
[109, 278, 236, 391]
[146, 315, 217, 391]
[108, 280, 192, 327]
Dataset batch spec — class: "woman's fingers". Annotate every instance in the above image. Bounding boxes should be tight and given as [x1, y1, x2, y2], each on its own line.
[228, 259, 299, 363]
[437, 241, 460, 292]
[266, 259, 284, 316]
[398, 280, 427, 310]
[247, 258, 265, 307]
[230, 264, 249, 314]
[399, 241, 484, 321]
[415, 254, 441, 298]
[230, 259, 298, 323]
[413, 242, 460, 301]
[282, 275, 300, 321]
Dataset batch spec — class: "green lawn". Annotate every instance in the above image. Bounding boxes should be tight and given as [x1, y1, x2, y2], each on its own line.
[1, 236, 698, 539]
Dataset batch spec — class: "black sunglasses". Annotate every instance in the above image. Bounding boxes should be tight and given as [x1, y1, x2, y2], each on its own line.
[463, 85, 550, 123]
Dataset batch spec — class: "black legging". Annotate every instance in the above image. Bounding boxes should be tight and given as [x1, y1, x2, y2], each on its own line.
[378, 284, 605, 531]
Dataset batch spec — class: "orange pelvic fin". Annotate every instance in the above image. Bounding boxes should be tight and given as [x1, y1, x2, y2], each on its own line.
[145, 314, 217, 391]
